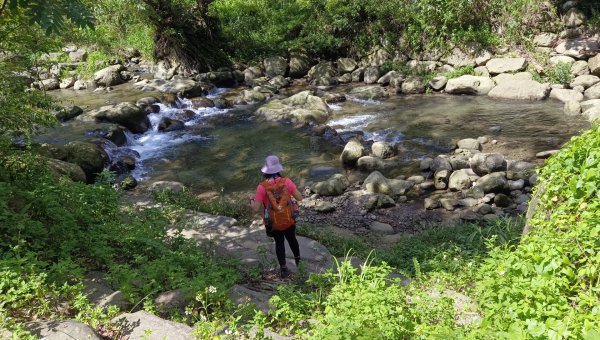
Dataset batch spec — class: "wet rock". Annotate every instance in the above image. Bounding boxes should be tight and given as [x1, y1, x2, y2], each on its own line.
[312, 174, 349, 196]
[476, 172, 508, 193]
[470, 153, 506, 176]
[55, 105, 83, 121]
[340, 139, 365, 166]
[213, 97, 233, 109]
[369, 221, 394, 234]
[449, 170, 472, 191]
[493, 193, 511, 207]
[173, 109, 196, 122]
[257, 90, 331, 124]
[78, 102, 149, 133]
[158, 117, 185, 132]
[348, 85, 388, 100]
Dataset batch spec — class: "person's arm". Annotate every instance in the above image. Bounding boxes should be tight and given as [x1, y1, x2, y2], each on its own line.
[292, 189, 303, 202]
[249, 197, 262, 214]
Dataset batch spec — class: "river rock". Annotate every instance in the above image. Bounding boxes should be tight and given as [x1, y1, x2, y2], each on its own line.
[571, 61, 590, 76]
[445, 75, 495, 95]
[493, 72, 532, 85]
[424, 197, 441, 210]
[377, 71, 400, 86]
[400, 77, 426, 94]
[449, 169, 472, 191]
[564, 100, 581, 115]
[549, 55, 576, 66]
[55, 105, 83, 121]
[351, 67, 365, 82]
[494, 193, 511, 207]
[474, 66, 490, 77]
[338, 58, 358, 73]
[241, 89, 267, 103]
[59, 76, 76, 89]
[420, 157, 433, 171]
[429, 76, 448, 91]
[555, 38, 599, 59]
[158, 117, 185, 132]
[369, 221, 394, 234]
[112, 311, 193, 340]
[363, 171, 413, 197]
[470, 153, 506, 175]
[434, 169, 451, 190]
[135, 78, 211, 98]
[456, 138, 481, 151]
[489, 77, 550, 100]
[476, 173, 508, 193]
[312, 174, 349, 196]
[357, 156, 385, 172]
[314, 201, 336, 213]
[64, 142, 109, 183]
[94, 64, 125, 87]
[264, 56, 288, 78]
[449, 155, 470, 170]
[589, 54, 600, 76]
[440, 198, 458, 211]
[363, 47, 392, 66]
[372, 141, 395, 158]
[365, 194, 395, 210]
[149, 181, 185, 193]
[363, 66, 380, 84]
[535, 150, 559, 159]
[26, 320, 101, 340]
[243, 66, 262, 83]
[46, 158, 87, 183]
[534, 32, 558, 47]
[550, 88, 584, 102]
[580, 99, 600, 111]
[463, 186, 485, 199]
[444, 47, 475, 67]
[584, 82, 600, 99]
[78, 102, 149, 133]
[256, 90, 330, 124]
[340, 139, 365, 166]
[571, 75, 600, 89]
[486, 57, 527, 74]
[33, 78, 60, 91]
[308, 62, 338, 86]
[289, 53, 312, 78]
[348, 85, 388, 100]
[583, 106, 600, 122]
[563, 8, 586, 28]
[338, 73, 353, 83]
[431, 156, 452, 172]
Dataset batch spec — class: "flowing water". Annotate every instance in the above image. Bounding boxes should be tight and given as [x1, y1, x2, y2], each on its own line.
[44, 85, 590, 193]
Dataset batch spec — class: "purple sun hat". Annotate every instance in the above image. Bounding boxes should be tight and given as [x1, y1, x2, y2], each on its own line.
[261, 155, 283, 174]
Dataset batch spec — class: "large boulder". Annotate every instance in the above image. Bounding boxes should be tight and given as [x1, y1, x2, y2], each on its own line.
[112, 311, 193, 340]
[443, 47, 475, 67]
[372, 141, 395, 159]
[340, 139, 365, 166]
[400, 77, 426, 94]
[562, 8, 586, 28]
[55, 106, 83, 121]
[206, 71, 236, 87]
[571, 75, 600, 89]
[549, 88, 584, 103]
[584, 82, 600, 99]
[485, 57, 527, 74]
[134, 78, 211, 98]
[64, 142, 109, 183]
[534, 32, 558, 47]
[264, 56, 288, 78]
[25, 320, 101, 340]
[583, 106, 600, 122]
[470, 153, 507, 176]
[456, 138, 481, 151]
[476, 172, 508, 193]
[363, 171, 413, 197]
[289, 53, 313, 78]
[308, 62, 338, 86]
[338, 58, 358, 73]
[445, 75, 495, 95]
[363, 66, 380, 84]
[45, 158, 87, 183]
[312, 174, 349, 196]
[449, 169, 472, 191]
[571, 60, 590, 76]
[488, 78, 550, 100]
[348, 85, 388, 100]
[506, 160, 536, 180]
[255, 91, 331, 124]
[33, 78, 60, 91]
[94, 64, 125, 87]
[554, 38, 600, 59]
[77, 102, 149, 133]
[589, 54, 600, 76]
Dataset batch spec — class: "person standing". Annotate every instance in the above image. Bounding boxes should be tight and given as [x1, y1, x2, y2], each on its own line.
[250, 155, 302, 278]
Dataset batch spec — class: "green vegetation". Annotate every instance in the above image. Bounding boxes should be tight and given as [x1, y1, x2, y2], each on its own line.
[546, 62, 574, 85]
[445, 65, 475, 79]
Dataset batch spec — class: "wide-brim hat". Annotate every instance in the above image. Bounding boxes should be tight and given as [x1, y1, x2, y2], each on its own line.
[261, 155, 283, 174]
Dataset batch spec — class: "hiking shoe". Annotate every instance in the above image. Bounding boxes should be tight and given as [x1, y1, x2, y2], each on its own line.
[294, 257, 301, 266]
[280, 267, 291, 279]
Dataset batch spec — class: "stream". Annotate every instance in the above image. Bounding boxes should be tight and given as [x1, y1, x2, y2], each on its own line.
[41, 83, 590, 193]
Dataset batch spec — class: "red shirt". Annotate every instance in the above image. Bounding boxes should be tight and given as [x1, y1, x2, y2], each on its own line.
[255, 177, 297, 207]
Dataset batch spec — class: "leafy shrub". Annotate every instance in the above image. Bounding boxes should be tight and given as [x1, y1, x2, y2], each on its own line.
[445, 64, 475, 79]
[476, 124, 600, 338]
[74, 50, 112, 80]
[546, 62, 573, 85]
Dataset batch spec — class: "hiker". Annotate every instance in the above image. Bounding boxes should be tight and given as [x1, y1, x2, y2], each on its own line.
[249, 155, 303, 278]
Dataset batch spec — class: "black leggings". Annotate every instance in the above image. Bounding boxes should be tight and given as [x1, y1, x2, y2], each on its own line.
[272, 225, 300, 267]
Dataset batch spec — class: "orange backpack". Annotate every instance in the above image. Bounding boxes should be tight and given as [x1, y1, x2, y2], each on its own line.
[261, 178, 295, 231]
